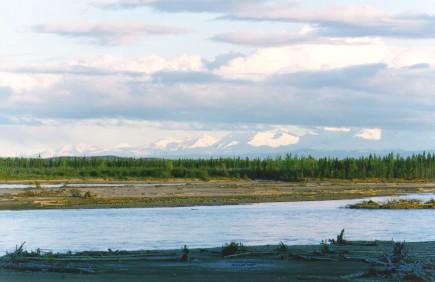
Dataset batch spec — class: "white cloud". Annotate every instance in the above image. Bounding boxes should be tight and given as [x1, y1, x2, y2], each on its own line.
[355, 128, 382, 141]
[0, 54, 205, 100]
[33, 23, 189, 45]
[212, 31, 317, 47]
[2, 49, 435, 135]
[223, 5, 435, 39]
[216, 39, 395, 80]
[0, 72, 61, 93]
[214, 39, 435, 80]
[95, 0, 289, 13]
[84, 55, 204, 74]
[390, 47, 435, 68]
[96, 2, 435, 41]
[234, 6, 389, 24]
[323, 127, 351, 133]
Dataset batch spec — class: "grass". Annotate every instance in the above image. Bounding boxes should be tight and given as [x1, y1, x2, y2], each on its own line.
[5, 242, 59, 260]
[348, 199, 435, 209]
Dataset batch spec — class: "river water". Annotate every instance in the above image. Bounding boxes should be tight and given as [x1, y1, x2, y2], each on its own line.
[0, 193, 433, 253]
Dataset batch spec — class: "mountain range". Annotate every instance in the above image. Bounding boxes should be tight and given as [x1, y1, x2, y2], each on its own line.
[33, 128, 433, 159]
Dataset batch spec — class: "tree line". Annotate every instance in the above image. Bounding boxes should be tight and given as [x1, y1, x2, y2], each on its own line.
[0, 153, 434, 180]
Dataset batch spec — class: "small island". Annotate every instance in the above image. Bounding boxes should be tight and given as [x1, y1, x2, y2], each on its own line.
[348, 199, 435, 209]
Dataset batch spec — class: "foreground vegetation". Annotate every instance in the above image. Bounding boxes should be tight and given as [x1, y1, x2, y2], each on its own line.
[0, 238, 433, 281]
[348, 199, 435, 209]
[0, 181, 434, 210]
[1, 153, 435, 181]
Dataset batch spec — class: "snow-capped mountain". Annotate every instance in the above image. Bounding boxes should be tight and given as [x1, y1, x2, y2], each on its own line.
[152, 135, 220, 151]
[31, 128, 424, 159]
[148, 129, 302, 157]
[33, 144, 149, 158]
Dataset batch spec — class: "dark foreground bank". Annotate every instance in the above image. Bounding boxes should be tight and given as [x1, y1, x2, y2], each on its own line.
[0, 240, 433, 282]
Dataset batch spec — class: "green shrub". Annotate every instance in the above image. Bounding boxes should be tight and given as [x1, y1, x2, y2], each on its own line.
[222, 242, 245, 257]
[276, 241, 288, 253]
[320, 240, 331, 254]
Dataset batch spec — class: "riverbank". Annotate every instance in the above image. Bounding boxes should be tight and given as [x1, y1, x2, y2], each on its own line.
[0, 180, 435, 210]
[0, 240, 433, 281]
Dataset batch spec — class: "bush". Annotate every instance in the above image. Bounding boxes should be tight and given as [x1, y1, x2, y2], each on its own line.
[197, 170, 209, 181]
[180, 245, 189, 262]
[329, 229, 346, 245]
[70, 189, 94, 199]
[222, 242, 245, 257]
[70, 189, 82, 198]
[320, 240, 331, 254]
[276, 241, 288, 253]
[391, 241, 406, 263]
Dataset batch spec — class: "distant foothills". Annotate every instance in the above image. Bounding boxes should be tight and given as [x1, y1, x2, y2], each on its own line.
[1, 152, 435, 181]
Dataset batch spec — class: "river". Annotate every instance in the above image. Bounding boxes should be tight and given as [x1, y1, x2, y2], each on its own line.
[0, 193, 433, 253]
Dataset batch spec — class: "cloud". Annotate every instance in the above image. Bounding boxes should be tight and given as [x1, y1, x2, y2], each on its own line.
[0, 87, 12, 98]
[210, 26, 378, 47]
[103, 2, 435, 40]
[95, 0, 291, 13]
[3, 0, 435, 156]
[2, 48, 435, 131]
[96, 2, 435, 40]
[211, 31, 318, 47]
[215, 40, 393, 80]
[220, 6, 435, 39]
[323, 127, 351, 133]
[204, 52, 245, 70]
[151, 71, 223, 84]
[0, 72, 61, 93]
[1, 55, 204, 78]
[32, 23, 190, 45]
[355, 128, 382, 141]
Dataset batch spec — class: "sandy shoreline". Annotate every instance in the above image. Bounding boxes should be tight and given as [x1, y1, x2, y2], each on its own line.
[0, 180, 433, 210]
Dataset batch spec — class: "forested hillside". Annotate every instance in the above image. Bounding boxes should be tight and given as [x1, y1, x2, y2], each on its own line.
[0, 153, 435, 181]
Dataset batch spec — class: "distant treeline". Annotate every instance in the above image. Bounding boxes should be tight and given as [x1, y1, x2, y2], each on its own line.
[0, 153, 435, 180]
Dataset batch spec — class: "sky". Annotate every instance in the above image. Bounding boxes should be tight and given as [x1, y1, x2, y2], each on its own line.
[1, 0, 435, 157]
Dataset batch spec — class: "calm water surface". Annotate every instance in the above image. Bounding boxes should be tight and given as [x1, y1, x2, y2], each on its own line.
[0, 194, 433, 253]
